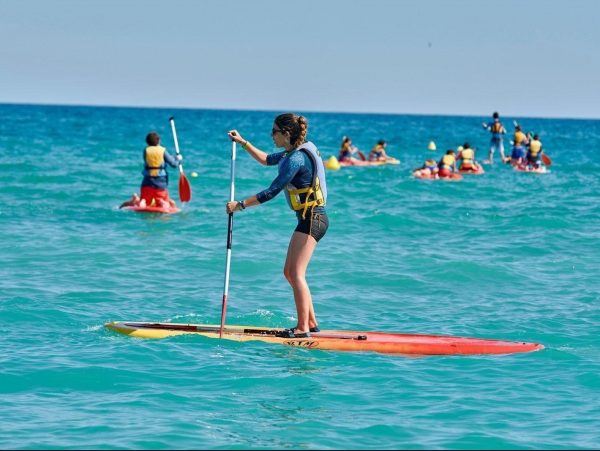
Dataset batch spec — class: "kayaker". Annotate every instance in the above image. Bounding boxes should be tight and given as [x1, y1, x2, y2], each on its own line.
[482, 112, 507, 164]
[456, 143, 480, 172]
[510, 125, 528, 166]
[120, 132, 182, 209]
[226, 113, 329, 338]
[338, 136, 363, 163]
[526, 134, 544, 169]
[368, 140, 390, 161]
[438, 149, 457, 177]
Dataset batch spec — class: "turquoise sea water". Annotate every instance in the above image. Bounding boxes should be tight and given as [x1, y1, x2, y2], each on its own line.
[1, 103, 599, 450]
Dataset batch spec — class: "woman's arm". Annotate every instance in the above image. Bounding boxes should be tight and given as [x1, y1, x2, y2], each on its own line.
[226, 195, 259, 213]
[228, 130, 268, 165]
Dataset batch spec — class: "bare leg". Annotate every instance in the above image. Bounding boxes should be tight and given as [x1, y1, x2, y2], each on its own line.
[119, 193, 140, 209]
[283, 231, 318, 334]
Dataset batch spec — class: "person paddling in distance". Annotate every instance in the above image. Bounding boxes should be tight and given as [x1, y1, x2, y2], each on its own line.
[482, 111, 507, 164]
[226, 113, 329, 339]
[526, 134, 544, 169]
[510, 125, 528, 167]
[120, 132, 182, 209]
[456, 142, 481, 172]
[368, 139, 390, 162]
[437, 149, 457, 177]
[338, 136, 364, 163]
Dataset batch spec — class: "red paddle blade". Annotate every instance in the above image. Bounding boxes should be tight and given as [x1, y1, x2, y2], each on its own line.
[179, 174, 192, 202]
[542, 154, 552, 166]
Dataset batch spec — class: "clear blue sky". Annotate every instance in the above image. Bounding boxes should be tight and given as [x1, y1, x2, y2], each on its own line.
[1, 0, 599, 118]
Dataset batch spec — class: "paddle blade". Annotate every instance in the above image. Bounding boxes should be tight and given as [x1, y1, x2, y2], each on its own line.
[358, 151, 367, 161]
[542, 154, 552, 166]
[179, 174, 192, 202]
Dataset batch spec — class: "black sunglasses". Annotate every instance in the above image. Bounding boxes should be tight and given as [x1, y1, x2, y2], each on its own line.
[272, 128, 284, 135]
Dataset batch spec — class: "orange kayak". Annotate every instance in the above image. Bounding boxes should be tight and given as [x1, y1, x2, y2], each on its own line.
[104, 321, 543, 356]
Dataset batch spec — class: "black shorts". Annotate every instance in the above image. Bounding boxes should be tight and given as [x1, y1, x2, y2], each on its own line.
[295, 211, 329, 242]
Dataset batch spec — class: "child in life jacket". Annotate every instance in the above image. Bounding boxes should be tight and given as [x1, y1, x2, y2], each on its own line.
[526, 134, 544, 169]
[510, 125, 528, 166]
[120, 132, 182, 209]
[456, 143, 481, 172]
[438, 150, 457, 177]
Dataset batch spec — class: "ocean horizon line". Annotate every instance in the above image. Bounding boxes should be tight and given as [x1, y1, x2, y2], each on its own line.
[2, 101, 598, 122]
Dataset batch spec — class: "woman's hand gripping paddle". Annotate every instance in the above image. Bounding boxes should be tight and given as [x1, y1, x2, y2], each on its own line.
[220, 140, 237, 338]
[169, 117, 192, 202]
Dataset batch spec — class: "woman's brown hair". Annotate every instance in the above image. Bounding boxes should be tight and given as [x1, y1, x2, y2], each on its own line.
[274, 113, 308, 148]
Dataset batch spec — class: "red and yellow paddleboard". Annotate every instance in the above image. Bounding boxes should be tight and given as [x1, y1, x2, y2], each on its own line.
[104, 321, 543, 356]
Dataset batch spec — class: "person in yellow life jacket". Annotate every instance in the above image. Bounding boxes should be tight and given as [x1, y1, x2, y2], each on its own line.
[368, 140, 390, 161]
[526, 134, 544, 168]
[456, 142, 480, 172]
[510, 125, 528, 166]
[482, 112, 507, 164]
[119, 132, 182, 209]
[438, 150, 457, 177]
[226, 113, 328, 339]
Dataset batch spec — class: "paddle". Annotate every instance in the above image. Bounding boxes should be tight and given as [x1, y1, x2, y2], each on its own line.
[220, 140, 237, 338]
[542, 153, 552, 166]
[169, 117, 192, 202]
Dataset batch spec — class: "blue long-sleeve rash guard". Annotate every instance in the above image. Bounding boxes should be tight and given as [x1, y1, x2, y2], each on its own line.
[141, 149, 179, 190]
[256, 150, 325, 216]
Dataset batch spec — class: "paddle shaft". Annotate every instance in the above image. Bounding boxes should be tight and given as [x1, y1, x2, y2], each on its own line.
[169, 117, 185, 175]
[220, 141, 237, 338]
[169, 117, 192, 202]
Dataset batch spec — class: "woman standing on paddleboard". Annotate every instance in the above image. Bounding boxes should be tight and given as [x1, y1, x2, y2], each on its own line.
[226, 113, 328, 338]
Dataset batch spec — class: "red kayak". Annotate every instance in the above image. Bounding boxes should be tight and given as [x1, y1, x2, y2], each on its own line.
[339, 158, 400, 167]
[122, 205, 180, 214]
[514, 166, 550, 174]
[459, 166, 485, 175]
[413, 171, 463, 181]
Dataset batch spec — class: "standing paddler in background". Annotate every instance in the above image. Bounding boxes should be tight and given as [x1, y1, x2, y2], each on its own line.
[226, 113, 329, 338]
[482, 111, 507, 164]
[120, 132, 182, 209]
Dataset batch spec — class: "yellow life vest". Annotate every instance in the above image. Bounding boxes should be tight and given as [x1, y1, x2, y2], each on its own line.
[514, 131, 526, 146]
[460, 148, 474, 162]
[441, 154, 455, 167]
[491, 121, 503, 133]
[145, 146, 166, 176]
[529, 139, 542, 156]
[287, 148, 326, 219]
